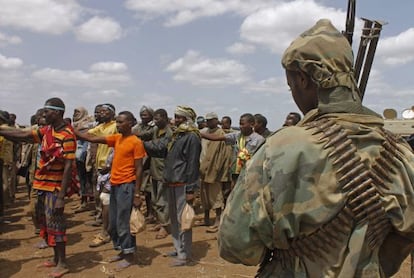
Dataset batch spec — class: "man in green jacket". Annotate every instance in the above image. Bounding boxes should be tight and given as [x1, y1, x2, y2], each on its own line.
[218, 19, 414, 277]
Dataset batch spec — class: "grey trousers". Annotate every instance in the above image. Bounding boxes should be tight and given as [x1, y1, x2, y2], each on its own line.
[152, 179, 169, 227]
[168, 186, 192, 260]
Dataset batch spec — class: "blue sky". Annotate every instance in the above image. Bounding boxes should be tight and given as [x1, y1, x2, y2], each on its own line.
[0, 0, 413, 129]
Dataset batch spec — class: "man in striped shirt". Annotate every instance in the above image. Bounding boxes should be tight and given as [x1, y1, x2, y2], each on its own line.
[0, 97, 75, 278]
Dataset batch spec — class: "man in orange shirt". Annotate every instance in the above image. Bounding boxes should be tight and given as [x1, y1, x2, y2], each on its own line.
[75, 110, 146, 271]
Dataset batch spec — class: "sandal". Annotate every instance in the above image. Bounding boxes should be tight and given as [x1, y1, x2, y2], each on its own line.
[206, 225, 219, 233]
[155, 228, 168, 239]
[115, 259, 133, 272]
[34, 240, 48, 249]
[36, 260, 56, 268]
[89, 234, 110, 248]
[163, 251, 177, 257]
[107, 252, 124, 263]
[48, 266, 69, 278]
[194, 219, 209, 226]
[169, 258, 187, 267]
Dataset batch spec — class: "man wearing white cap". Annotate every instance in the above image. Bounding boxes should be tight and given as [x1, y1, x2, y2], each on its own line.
[199, 112, 230, 232]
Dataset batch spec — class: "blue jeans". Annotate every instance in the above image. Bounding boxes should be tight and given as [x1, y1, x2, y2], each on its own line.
[109, 183, 136, 254]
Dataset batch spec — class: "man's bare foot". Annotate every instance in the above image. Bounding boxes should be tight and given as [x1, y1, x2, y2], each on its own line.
[48, 265, 69, 277]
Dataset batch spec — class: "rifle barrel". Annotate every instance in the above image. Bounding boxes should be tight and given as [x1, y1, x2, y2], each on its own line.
[359, 20, 385, 100]
[344, 0, 356, 45]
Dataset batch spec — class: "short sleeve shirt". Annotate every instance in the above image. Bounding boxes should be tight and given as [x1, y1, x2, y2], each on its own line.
[31, 125, 76, 192]
[88, 121, 117, 169]
[105, 134, 146, 185]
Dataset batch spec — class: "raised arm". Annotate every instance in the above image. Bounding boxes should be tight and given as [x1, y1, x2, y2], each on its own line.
[201, 132, 226, 141]
[74, 128, 107, 144]
[143, 136, 169, 158]
[0, 126, 34, 142]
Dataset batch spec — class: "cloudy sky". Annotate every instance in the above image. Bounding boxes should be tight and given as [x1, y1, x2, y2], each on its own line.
[0, 0, 413, 129]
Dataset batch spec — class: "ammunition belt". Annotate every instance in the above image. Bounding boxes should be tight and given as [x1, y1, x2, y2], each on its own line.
[258, 118, 404, 273]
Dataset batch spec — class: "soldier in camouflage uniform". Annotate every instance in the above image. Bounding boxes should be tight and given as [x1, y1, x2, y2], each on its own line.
[218, 19, 414, 277]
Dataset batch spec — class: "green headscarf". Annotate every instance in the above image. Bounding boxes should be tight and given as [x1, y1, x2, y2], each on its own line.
[282, 19, 379, 116]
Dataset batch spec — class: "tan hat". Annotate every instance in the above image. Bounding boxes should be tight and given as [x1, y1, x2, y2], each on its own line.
[205, 112, 218, 120]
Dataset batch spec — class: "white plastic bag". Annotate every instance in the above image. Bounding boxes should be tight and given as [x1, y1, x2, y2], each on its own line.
[181, 203, 195, 231]
[130, 207, 146, 235]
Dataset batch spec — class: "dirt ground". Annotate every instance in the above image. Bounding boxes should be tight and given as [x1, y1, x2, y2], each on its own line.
[0, 185, 411, 278]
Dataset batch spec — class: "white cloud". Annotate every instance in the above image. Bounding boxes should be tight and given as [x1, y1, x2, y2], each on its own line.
[165, 50, 250, 86]
[89, 62, 128, 73]
[0, 70, 26, 93]
[240, 0, 348, 54]
[247, 76, 288, 94]
[124, 0, 277, 27]
[0, 32, 22, 47]
[226, 42, 256, 55]
[75, 16, 123, 43]
[32, 64, 131, 88]
[377, 28, 414, 66]
[0, 53, 23, 69]
[83, 89, 125, 99]
[0, 0, 82, 34]
[361, 69, 390, 96]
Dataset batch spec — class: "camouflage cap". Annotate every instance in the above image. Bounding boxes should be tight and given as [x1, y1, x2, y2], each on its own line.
[281, 19, 357, 91]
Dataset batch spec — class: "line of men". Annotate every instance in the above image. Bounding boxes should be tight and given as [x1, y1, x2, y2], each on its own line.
[4, 18, 414, 278]
[0, 99, 301, 276]
[0, 111, 22, 219]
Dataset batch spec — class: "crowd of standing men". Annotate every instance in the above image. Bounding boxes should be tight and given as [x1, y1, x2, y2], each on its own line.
[0, 97, 301, 277]
[4, 18, 414, 278]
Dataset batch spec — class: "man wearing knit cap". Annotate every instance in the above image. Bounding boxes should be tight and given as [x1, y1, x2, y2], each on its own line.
[218, 19, 414, 277]
[144, 105, 201, 267]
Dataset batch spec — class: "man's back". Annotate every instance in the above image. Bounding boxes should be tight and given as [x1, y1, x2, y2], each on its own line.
[219, 111, 414, 277]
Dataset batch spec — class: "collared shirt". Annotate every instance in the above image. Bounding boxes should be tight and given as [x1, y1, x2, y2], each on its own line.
[224, 131, 265, 175]
[88, 120, 117, 169]
[224, 131, 265, 155]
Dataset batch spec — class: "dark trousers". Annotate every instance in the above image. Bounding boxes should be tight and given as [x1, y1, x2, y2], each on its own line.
[109, 183, 136, 254]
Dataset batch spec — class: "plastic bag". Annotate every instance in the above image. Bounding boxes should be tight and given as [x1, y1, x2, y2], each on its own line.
[130, 207, 146, 235]
[181, 203, 195, 231]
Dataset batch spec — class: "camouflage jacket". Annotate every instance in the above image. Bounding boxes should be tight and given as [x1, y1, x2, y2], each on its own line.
[218, 109, 414, 277]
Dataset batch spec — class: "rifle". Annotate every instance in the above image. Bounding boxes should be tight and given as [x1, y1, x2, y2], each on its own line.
[342, 0, 386, 101]
[343, 0, 356, 45]
[354, 18, 386, 100]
